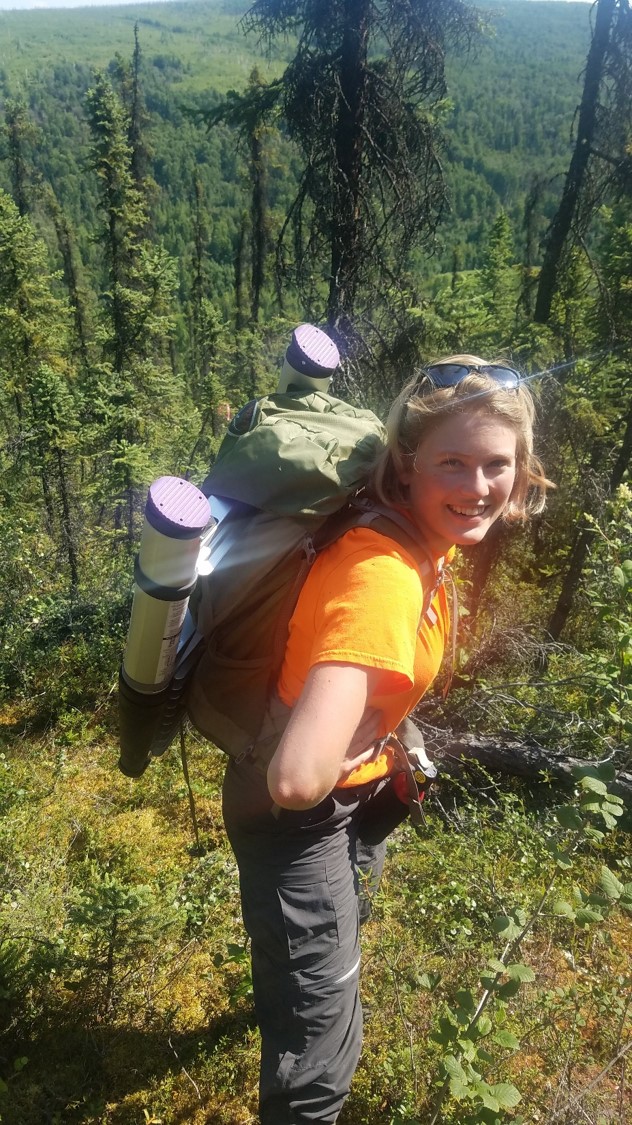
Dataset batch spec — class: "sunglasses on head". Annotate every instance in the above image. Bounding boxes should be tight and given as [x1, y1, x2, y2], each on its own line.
[421, 362, 521, 390]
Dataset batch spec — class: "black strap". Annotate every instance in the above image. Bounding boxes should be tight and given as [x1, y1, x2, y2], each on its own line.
[134, 555, 197, 601]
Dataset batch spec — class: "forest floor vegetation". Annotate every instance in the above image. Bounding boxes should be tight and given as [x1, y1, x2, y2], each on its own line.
[0, 700, 629, 1125]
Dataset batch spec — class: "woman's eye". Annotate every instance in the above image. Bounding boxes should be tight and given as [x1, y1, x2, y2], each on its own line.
[441, 458, 461, 468]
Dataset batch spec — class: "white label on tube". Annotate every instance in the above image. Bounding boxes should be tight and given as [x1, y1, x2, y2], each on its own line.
[155, 599, 189, 684]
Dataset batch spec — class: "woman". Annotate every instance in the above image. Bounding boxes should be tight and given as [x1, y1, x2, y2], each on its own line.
[222, 357, 551, 1125]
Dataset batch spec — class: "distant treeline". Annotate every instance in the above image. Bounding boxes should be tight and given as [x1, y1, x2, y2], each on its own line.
[0, 0, 591, 283]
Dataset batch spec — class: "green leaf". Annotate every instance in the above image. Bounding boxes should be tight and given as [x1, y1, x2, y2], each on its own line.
[554, 805, 584, 830]
[579, 797, 604, 814]
[448, 1078, 470, 1101]
[456, 989, 476, 1013]
[602, 802, 624, 817]
[551, 847, 574, 869]
[477, 1015, 493, 1037]
[497, 979, 522, 999]
[476, 1048, 496, 1065]
[443, 1054, 468, 1084]
[491, 914, 521, 940]
[459, 1038, 477, 1062]
[613, 566, 626, 587]
[487, 958, 506, 974]
[575, 907, 604, 926]
[226, 942, 246, 958]
[480, 972, 498, 990]
[600, 810, 618, 829]
[579, 775, 609, 796]
[506, 962, 535, 982]
[586, 893, 610, 909]
[431, 1016, 458, 1045]
[0, 1076, 8, 1095]
[479, 1088, 500, 1112]
[552, 899, 576, 918]
[477, 1111, 506, 1125]
[418, 971, 441, 991]
[490, 1082, 522, 1108]
[572, 762, 616, 783]
[493, 1029, 521, 1050]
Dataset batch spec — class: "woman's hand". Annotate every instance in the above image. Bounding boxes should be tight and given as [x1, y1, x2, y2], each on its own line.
[267, 663, 382, 810]
[337, 709, 383, 783]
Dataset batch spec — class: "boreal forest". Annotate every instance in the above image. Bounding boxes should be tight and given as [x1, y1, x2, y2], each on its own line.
[0, 0, 630, 1122]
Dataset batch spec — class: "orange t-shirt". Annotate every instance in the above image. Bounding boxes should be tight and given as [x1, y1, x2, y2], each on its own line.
[276, 526, 452, 785]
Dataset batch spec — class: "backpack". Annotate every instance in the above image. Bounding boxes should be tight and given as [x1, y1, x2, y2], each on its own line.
[184, 388, 442, 768]
[118, 387, 443, 778]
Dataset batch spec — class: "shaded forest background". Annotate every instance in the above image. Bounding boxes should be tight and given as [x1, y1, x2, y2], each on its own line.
[0, 1, 630, 1123]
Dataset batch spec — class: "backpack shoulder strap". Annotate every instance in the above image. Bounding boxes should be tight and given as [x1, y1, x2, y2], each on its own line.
[344, 498, 459, 695]
[314, 498, 458, 685]
[313, 497, 441, 619]
[267, 499, 437, 691]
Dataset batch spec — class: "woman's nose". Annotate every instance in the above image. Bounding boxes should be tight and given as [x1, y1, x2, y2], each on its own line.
[461, 466, 488, 497]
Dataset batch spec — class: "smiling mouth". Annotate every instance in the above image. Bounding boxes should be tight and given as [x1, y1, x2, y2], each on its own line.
[448, 505, 488, 517]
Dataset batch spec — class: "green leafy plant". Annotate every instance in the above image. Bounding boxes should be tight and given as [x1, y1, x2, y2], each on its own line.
[426, 764, 629, 1124]
[212, 942, 253, 1008]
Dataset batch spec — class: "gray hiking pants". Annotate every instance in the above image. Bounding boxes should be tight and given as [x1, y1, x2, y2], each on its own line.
[222, 757, 406, 1124]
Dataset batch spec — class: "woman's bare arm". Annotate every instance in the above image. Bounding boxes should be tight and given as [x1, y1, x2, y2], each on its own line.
[267, 662, 382, 810]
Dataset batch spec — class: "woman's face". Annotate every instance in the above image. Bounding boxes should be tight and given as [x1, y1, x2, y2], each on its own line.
[399, 411, 517, 555]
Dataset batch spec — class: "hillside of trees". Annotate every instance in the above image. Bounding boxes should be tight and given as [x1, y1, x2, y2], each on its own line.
[0, 0, 630, 1123]
[0, 0, 594, 280]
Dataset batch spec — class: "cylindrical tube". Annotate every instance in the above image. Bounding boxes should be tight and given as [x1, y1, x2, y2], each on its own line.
[276, 323, 340, 393]
[117, 671, 172, 778]
[122, 476, 213, 693]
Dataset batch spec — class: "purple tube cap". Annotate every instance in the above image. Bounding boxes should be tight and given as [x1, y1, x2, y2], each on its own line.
[286, 324, 340, 378]
[145, 476, 212, 539]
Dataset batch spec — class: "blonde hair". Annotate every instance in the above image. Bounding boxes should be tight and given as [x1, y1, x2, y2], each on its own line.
[369, 355, 553, 522]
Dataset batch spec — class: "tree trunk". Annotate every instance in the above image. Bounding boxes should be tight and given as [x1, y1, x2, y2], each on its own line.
[250, 127, 267, 324]
[547, 398, 632, 640]
[465, 523, 510, 628]
[234, 211, 248, 333]
[327, 0, 370, 327]
[55, 445, 80, 594]
[534, 0, 617, 324]
[547, 528, 592, 641]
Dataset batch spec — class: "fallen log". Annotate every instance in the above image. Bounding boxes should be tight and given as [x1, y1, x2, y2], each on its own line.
[419, 729, 632, 805]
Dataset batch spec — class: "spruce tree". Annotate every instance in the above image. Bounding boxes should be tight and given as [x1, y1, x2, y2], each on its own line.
[239, 0, 481, 331]
[86, 72, 176, 543]
[0, 190, 80, 590]
[3, 99, 37, 217]
[479, 210, 516, 349]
